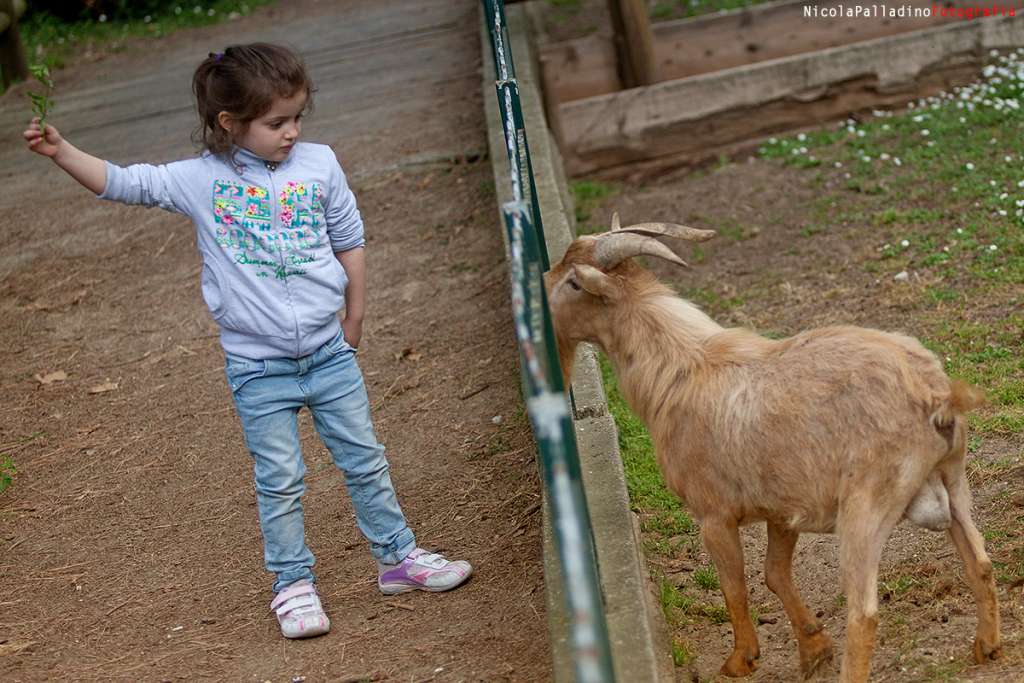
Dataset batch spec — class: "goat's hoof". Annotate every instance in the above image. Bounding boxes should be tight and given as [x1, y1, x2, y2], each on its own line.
[799, 636, 834, 679]
[972, 638, 1002, 664]
[720, 649, 759, 677]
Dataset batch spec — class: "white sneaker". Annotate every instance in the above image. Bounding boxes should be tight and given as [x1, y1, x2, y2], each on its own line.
[270, 579, 330, 639]
[377, 548, 473, 595]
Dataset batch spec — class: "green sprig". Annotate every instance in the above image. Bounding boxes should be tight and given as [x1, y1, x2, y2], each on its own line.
[27, 64, 55, 133]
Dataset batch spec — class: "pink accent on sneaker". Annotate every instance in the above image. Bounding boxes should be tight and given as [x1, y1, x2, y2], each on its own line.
[377, 547, 473, 595]
[271, 580, 330, 639]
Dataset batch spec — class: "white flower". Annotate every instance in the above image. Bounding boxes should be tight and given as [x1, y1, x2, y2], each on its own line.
[965, 163, 975, 171]
[1006, 156, 1014, 162]
[857, 130, 866, 138]
[921, 129, 930, 136]
[957, 228, 965, 234]
[768, 137, 777, 144]
[798, 133, 807, 141]
[989, 244, 999, 251]
[834, 161, 843, 168]
[894, 158, 902, 166]
[901, 239, 910, 247]
[998, 210, 1007, 216]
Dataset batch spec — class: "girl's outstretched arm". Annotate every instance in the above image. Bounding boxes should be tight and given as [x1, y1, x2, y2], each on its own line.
[24, 118, 107, 195]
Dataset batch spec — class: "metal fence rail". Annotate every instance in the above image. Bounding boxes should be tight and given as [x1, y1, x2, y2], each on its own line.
[482, 1, 615, 681]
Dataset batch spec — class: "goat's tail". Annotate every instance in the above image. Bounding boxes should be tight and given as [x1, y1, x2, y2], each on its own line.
[948, 379, 986, 414]
[931, 379, 986, 448]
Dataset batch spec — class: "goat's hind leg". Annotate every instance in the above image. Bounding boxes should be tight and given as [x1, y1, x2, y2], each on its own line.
[837, 494, 906, 683]
[765, 522, 834, 678]
[944, 469, 1001, 663]
[702, 517, 760, 677]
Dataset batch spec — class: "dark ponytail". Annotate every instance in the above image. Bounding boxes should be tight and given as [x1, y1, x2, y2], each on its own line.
[191, 43, 315, 161]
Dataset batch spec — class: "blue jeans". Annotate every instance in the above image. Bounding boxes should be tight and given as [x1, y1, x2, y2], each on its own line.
[225, 331, 416, 593]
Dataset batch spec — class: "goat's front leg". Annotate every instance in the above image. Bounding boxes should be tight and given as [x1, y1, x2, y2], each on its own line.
[765, 522, 834, 678]
[702, 517, 760, 677]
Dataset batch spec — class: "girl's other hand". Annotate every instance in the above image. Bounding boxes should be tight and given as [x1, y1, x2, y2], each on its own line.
[342, 316, 363, 349]
[24, 117, 63, 157]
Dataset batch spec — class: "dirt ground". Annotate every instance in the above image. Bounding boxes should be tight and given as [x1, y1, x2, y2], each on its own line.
[0, 1, 550, 681]
[583, 159, 1024, 682]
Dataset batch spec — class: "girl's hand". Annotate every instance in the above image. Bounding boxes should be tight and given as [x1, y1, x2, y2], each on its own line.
[24, 117, 63, 158]
[342, 316, 363, 349]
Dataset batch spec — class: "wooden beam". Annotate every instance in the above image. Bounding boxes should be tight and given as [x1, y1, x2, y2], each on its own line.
[606, 0, 657, 88]
[544, 0, 950, 104]
[558, 15, 1024, 175]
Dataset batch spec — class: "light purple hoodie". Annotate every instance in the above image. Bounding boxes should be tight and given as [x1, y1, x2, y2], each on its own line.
[99, 143, 363, 359]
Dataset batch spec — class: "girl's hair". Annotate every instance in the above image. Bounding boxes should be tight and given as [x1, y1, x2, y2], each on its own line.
[191, 43, 315, 159]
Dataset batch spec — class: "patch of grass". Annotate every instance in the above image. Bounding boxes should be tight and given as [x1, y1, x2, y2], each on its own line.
[713, 216, 757, 242]
[879, 574, 918, 601]
[759, 55, 1024, 448]
[699, 603, 730, 624]
[671, 638, 694, 666]
[659, 576, 695, 626]
[693, 565, 719, 591]
[676, 286, 744, 317]
[7, 1, 271, 87]
[923, 316, 1024, 435]
[570, 179, 617, 233]
[0, 455, 15, 494]
[920, 659, 968, 682]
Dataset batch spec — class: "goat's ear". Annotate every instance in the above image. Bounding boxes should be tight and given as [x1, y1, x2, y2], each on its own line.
[573, 264, 620, 302]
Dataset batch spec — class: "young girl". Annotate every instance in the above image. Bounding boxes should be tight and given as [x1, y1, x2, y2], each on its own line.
[23, 43, 472, 639]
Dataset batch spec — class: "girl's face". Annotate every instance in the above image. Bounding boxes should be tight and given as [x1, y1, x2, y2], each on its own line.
[227, 90, 307, 162]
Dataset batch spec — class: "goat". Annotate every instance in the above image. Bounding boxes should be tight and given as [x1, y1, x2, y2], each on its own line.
[544, 215, 1001, 682]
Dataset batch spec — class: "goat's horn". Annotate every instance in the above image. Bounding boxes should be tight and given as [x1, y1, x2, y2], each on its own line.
[619, 222, 716, 242]
[594, 233, 689, 269]
[611, 212, 621, 231]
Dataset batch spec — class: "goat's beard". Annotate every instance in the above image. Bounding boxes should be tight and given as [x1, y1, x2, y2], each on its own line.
[555, 334, 579, 391]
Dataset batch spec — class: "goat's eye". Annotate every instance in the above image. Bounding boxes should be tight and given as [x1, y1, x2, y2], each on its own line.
[567, 278, 581, 291]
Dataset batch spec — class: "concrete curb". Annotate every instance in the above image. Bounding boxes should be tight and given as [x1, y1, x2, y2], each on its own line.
[481, 4, 674, 681]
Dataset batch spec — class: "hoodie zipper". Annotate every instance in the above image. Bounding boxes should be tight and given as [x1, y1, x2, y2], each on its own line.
[266, 163, 303, 357]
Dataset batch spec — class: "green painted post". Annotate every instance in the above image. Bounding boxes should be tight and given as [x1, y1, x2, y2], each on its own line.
[502, 201, 615, 683]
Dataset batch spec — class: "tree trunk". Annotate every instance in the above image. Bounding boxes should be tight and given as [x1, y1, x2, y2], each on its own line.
[0, 0, 29, 89]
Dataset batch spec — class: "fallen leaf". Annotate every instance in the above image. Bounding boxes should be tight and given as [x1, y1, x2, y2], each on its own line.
[395, 346, 422, 362]
[88, 381, 119, 394]
[34, 370, 67, 385]
[0, 640, 35, 656]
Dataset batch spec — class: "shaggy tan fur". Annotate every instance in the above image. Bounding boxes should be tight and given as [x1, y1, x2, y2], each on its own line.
[545, 238, 1001, 682]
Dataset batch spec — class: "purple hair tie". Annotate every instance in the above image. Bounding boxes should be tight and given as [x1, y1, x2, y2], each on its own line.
[211, 51, 223, 62]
